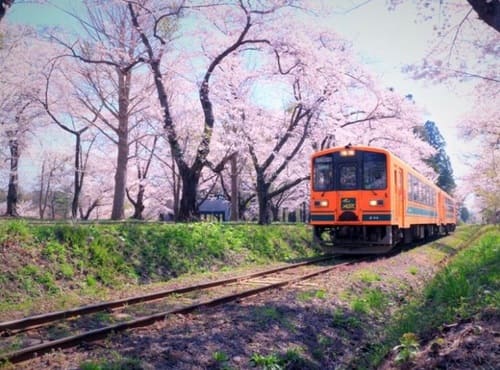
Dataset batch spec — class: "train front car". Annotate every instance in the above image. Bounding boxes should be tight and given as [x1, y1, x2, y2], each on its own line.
[310, 145, 397, 254]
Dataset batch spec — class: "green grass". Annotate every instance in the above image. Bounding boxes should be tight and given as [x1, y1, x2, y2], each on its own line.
[250, 353, 282, 369]
[350, 288, 388, 314]
[297, 289, 327, 301]
[250, 347, 310, 370]
[342, 286, 389, 315]
[408, 266, 419, 275]
[357, 226, 500, 368]
[331, 308, 362, 330]
[212, 350, 229, 363]
[3, 221, 494, 369]
[0, 221, 318, 316]
[424, 231, 499, 320]
[0, 220, 33, 245]
[253, 306, 283, 324]
[80, 357, 142, 370]
[353, 269, 381, 284]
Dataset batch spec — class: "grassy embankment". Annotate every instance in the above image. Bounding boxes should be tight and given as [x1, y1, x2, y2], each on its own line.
[1, 221, 498, 369]
[0, 220, 318, 317]
[361, 225, 499, 368]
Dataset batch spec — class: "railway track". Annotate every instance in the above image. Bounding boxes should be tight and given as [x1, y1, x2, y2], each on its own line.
[0, 254, 363, 364]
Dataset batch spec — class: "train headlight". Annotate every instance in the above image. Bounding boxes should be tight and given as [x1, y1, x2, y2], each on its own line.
[369, 199, 384, 206]
[340, 149, 355, 157]
[314, 200, 329, 207]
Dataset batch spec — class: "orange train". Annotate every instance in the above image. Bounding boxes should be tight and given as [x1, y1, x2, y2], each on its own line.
[310, 145, 456, 254]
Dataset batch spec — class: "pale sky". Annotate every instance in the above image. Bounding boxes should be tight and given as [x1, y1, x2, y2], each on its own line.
[7, 0, 482, 181]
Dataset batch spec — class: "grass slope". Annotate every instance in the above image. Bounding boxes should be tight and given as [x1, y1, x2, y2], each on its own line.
[0, 221, 318, 317]
[363, 225, 499, 369]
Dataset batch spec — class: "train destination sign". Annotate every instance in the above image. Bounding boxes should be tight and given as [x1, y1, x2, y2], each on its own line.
[341, 198, 356, 210]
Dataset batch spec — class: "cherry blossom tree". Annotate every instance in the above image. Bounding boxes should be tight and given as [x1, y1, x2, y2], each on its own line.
[127, 0, 306, 221]
[208, 15, 435, 224]
[54, 1, 151, 220]
[0, 24, 48, 217]
[39, 59, 102, 219]
[388, 0, 499, 219]
[0, 1, 449, 223]
[126, 128, 159, 220]
[457, 80, 499, 222]
[78, 146, 115, 219]
[332, 89, 436, 179]
[459, 146, 499, 223]
[36, 153, 72, 219]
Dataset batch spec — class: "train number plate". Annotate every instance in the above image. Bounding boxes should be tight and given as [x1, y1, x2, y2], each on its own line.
[341, 198, 356, 210]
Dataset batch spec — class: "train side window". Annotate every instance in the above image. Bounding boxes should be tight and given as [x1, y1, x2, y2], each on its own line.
[363, 152, 386, 190]
[409, 175, 417, 201]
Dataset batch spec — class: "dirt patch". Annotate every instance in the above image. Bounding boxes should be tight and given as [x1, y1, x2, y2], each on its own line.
[379, 309, 500, 370]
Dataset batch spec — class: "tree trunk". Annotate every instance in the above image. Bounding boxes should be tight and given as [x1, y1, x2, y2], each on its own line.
[256, 172, 271, 225]
[111, 70, 131, 220]
[41, 61, 90, 220]
[71, 133, 83, 219]
[38, 161, 47, 219]
[111, 134, 129, 220]
[270, 203, 280, 222]
[257, 190, 271, 225]
[38, 161, 55, 220]
[178, 169, 201, 221]
[172, 156, 181, 221]
[5, 138, 19, 217]
[230, 153, 239, 221]
[127, 184, 145, 220]
[131, 184, 145, 219]
[238, 194, 255, 221]
[79, 199, 99, 220]
[49, 194, 56, 219]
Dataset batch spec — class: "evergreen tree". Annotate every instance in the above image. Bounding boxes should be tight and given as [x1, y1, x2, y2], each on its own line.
[420, 121, 456, 194]
[459, 206, 470, 223]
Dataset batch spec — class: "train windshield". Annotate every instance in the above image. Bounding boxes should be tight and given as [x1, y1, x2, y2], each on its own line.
[313, 155, 333, 191]
[313, 150, 387, 191]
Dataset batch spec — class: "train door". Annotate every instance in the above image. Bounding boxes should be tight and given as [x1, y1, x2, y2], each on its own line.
[438, 192, 444, 227]
[394, 167, 404, 225]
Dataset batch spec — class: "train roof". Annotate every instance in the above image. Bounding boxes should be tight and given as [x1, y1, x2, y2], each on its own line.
[311, 145, 390, 157]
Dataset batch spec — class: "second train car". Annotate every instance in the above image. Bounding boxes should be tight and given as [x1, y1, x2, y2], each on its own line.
[310, 145, 456, 254]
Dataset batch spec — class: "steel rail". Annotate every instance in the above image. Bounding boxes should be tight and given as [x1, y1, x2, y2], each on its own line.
[0, 255, 336, 334]
[1, 258, 355, 364]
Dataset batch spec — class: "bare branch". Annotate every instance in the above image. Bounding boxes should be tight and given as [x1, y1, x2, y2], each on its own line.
[447, 8, 474, 64]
